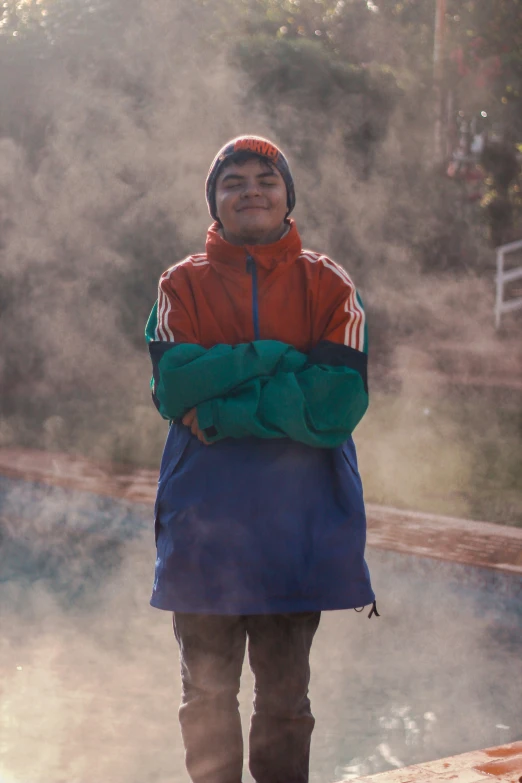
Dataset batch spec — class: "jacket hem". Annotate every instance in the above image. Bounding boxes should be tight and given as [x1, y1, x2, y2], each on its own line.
[150, 590, 376, 615]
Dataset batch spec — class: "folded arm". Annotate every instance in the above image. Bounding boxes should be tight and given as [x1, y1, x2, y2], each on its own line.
[145, 265, 369, 447]
[196, 344, 367, 447]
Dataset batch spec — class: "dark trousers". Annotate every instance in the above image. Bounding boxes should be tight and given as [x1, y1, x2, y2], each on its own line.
[172, 611, 321, 783]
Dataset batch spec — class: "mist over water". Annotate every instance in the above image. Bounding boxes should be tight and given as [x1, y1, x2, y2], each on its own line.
[1, 477, 520, 783]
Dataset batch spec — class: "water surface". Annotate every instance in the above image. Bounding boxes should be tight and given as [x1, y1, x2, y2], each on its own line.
[1, 477, 520, 783]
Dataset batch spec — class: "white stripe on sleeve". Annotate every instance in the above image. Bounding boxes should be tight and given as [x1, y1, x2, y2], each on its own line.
[300, 252, 365, 351]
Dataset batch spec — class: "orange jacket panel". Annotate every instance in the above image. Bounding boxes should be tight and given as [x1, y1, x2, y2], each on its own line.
[154, 220, 366, 354]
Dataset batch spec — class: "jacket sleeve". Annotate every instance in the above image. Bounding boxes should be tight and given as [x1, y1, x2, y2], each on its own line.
[146, 263, 368, 446]
[196, 360, 367, 447]
[147, 336, 366, 446]
[196, 269, 369, 447]
[145, 267, 201, 415]
[309, 258, 368, 390]
[146, 339, 306, 421]
[147, 269, 199, 344]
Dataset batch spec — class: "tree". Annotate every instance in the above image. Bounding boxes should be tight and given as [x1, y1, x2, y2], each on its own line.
[445, 0, 522, 244]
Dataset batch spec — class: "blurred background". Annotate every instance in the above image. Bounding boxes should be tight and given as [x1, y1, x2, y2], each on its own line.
[1, 0, 521, 525]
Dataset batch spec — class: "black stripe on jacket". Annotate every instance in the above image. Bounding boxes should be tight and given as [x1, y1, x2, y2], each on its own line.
[307, 340, 368, 394]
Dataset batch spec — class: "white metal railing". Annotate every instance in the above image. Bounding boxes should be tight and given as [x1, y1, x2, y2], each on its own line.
[495, 238, 522, 329]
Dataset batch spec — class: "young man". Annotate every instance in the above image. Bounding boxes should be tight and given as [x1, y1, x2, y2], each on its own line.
[145, 135, 376, 783]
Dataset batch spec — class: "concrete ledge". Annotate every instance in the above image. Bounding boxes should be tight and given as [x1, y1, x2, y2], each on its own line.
[0, 447, 157, 504]
[365, 504, 522, 575]
[335, 741, 522, 783]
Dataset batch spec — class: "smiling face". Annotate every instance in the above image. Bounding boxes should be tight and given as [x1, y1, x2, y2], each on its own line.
[214, 156, 289, 246]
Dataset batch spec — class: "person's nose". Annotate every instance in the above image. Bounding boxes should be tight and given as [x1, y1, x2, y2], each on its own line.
[242, 178, 262, 197]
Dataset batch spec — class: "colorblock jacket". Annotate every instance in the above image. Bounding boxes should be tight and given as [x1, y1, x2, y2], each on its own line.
[146, 219, 375, 614]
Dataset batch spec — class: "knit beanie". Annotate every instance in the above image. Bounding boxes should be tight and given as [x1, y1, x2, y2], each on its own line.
[205, 135, 296, 221]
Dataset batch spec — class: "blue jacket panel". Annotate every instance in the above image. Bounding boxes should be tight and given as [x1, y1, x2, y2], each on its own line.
[151, 422, 374, 614]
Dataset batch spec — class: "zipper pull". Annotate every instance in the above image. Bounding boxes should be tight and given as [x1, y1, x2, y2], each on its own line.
[246, 253, 255, 272]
